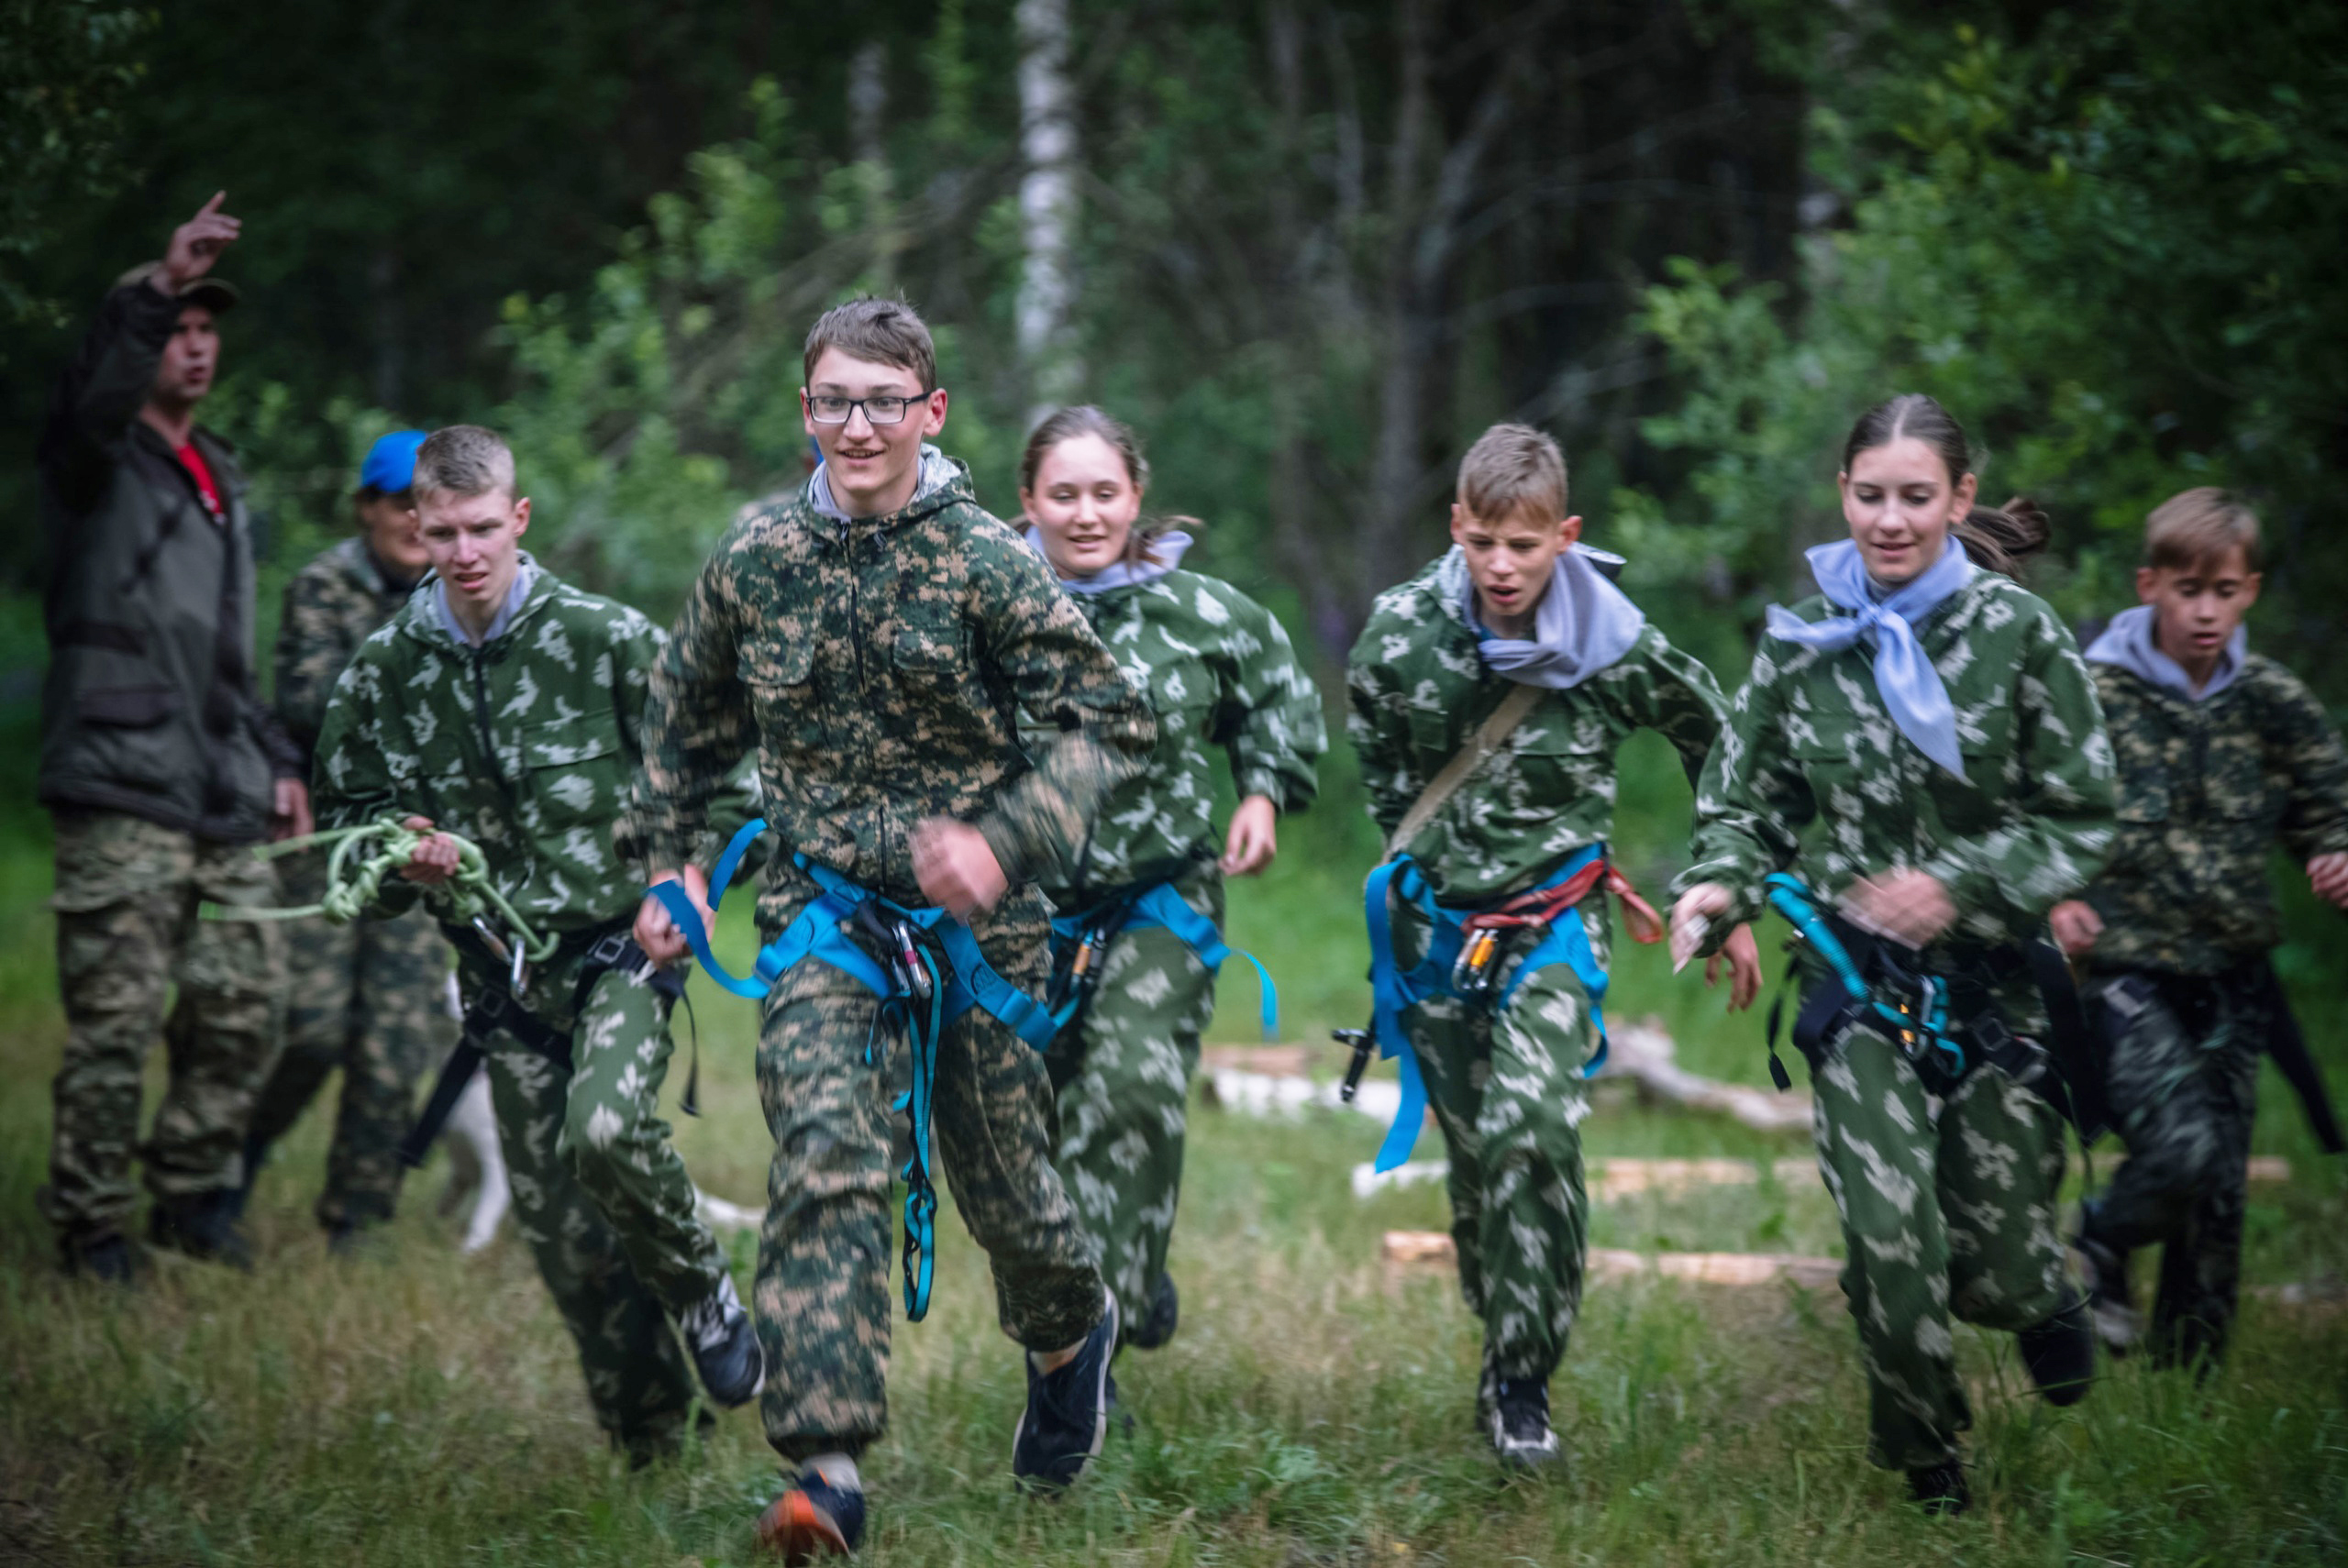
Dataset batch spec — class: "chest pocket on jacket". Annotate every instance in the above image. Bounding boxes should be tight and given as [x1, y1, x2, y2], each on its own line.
[748, 637, 824, 751]
[1506, 709, 1612, 806]
[893, 614, 965, 686]
[526, 718, 625, 829]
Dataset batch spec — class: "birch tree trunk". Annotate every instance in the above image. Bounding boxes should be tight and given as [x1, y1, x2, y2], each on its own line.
[1016, 0, 1080, 415]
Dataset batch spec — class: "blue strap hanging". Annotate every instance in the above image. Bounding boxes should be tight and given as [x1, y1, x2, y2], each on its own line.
[646, 820, 1062, 1319]
[1359, 845, 1615, 1172]
[1047, 879, 1280, 1040]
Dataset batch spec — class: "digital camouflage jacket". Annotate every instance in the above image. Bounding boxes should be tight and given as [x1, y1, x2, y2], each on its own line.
[1679, 567, 2116, 965]
[1348, 549, 1728, 903]
[2082, 656, 2348, 976]
[622, 460, 1154, 927]
[313, 558, 665, 935]
[1030, 567, 1325, 898]
[274, 536, 419, 771]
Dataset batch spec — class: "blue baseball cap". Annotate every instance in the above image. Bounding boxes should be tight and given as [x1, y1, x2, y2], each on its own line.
[359, 430, 428, 495]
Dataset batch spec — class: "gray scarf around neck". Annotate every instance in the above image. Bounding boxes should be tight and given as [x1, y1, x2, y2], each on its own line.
[809, 443, 958, 522]
[1024, 526, 1193, 593]
[1441, 544, 1646, 690]
[435, 552, 539, 648]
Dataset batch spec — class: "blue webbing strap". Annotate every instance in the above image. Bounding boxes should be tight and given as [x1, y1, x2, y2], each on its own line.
[1049, 881, 1279, 1040]
[1362, 845, 1615, 1172]
[646, 824, 1063, 1319]
[1760, 872, 1963, 1077]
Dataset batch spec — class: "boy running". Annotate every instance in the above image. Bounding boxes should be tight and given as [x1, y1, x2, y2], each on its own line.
[2053, 488, 2348, 1368]
[312, 425, 761, 1463]
[627, 298, 1152, 1558]
[1346, 424, 1758, 1465]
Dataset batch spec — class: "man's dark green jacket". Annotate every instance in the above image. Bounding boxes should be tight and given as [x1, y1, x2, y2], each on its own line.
[37, 282, 297, 843]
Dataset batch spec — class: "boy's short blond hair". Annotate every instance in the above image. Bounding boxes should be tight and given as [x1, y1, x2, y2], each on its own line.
[1457, 423, 1567, 524]
[413, 425, 517, 502]
[2143, 487, 2262, 574]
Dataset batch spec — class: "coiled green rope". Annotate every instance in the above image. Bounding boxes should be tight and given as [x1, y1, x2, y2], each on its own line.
[200, 815, 559, 965]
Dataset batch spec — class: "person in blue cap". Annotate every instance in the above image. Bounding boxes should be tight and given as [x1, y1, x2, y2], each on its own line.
[238, 430, 466, 1250]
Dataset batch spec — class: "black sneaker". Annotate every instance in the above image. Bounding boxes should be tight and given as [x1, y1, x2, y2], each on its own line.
[1488, 1376, 1562, 1467]
[1127, 1272, 1180, 1351]
[2073, 1216, 2139, 1355]
[61, 1230, 146, 1286]
[756, 1464, 866, 1562]
[1906, 1460, 1970, 1516]
[681, 1273, 764, 1408]
[149, 1189, 253, 1272]
[2018, 1292, 2096, 1407]
[1013, 1289, 1119, 1491]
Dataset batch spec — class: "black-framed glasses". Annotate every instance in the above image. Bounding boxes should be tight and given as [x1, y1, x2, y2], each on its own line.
[806, 392, 928, 425]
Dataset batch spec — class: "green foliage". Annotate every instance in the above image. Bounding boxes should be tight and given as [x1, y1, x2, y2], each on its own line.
[1629, 2, 2348, 693]
[0, 0, 152, 327]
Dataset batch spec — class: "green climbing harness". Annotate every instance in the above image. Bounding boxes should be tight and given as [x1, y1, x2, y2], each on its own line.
[201, 814, 559, 988]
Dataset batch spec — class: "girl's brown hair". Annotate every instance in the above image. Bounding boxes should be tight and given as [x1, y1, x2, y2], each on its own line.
[1841, 394, 2049, 580]
[1019, 405, 1200, 569]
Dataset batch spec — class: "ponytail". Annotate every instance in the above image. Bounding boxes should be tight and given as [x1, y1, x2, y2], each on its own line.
[1954, 496, 2049, 580]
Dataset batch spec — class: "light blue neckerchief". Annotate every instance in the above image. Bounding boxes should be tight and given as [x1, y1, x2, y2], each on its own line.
[1445, 544, 1645, 690]
[2083, 603, 2247, 701]
[1024, 526, 1193, 593]
[1765, 536, 1975, 776]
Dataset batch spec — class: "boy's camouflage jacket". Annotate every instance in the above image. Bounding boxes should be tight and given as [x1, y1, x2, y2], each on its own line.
[2083, 656, 2348, 976]
[1348, 549, 1728, 903]
[274, 537, 416, 771]
[621, 460, 1154, 926]
[1679, 567, 2116, 959]
[313, 559, 664, 935]
[1029, 567, 1325, 899]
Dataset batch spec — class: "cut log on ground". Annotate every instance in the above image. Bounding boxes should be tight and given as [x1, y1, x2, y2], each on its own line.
[1596, 1018, 1812, 1133]
[1379, 1230, 1840, 1288]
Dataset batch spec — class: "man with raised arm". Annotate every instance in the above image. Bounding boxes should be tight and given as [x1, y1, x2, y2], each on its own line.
[37, 194, 305, 1280]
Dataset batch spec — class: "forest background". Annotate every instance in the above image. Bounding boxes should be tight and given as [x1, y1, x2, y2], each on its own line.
[4, 2, 2347, 1564]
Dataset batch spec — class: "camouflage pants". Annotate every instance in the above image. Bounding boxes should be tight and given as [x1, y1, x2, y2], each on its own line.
[1042, 885, 1219, 1339]
[1395, 893, 1605, 1386]
[1809, 1022, 2070, 1471]
[471, 943, 727, 1448]
[752, 895, 1105, 1463]
[2079, 972, 2263, 1368]
[243, 855, 452, 1229]
[41, 810, 285, 1240]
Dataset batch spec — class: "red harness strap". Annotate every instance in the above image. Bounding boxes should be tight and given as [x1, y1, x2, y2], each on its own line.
[1460, 856, 1666, 947]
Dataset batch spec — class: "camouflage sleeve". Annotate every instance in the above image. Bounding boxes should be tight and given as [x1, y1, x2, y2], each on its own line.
[2267, 668, 2348, 863]
[969, 543, 1156, 888]
[1608, 625, 1730, 787]
[1222, 592, 1326, 813]
[604, 608, 669, 880]
[271, 563, 349, 766]
[1345, 616, 1418, 841]
[1919, 607, 2116, 938]
[621, 547, 758, 876]
[1677, 642, 1809, 926]
[310, 647, 423, 916]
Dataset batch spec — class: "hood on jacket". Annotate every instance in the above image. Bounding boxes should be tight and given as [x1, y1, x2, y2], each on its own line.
[2084, 603, 2247, 701]
[808, 443, 962, 523]
[1436, 542, 1645, 690]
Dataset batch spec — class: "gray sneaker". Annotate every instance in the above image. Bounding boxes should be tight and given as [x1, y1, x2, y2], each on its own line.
[681, 1273, 764, 1408]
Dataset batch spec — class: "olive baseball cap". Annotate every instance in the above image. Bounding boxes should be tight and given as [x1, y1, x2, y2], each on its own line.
[114, 260, 239, 314]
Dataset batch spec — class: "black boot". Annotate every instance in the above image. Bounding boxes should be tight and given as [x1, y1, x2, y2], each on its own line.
[2073, 1205, 2139, 1355]
[2019, 1292, 2096, 1407]
[1126, 1272, 1180, 1350]
[61, 1230, 147, 1286]
[1906, 1460, 1970, 1516]
[149, 1189, 254, 1271]
[1488, 1377, 1563, 1467]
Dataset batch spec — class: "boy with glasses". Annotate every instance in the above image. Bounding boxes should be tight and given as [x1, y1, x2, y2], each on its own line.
[630, 297, 1152, 1558]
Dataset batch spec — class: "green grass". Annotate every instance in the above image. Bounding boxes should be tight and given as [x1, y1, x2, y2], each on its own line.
[4, 707, 2347, 1564]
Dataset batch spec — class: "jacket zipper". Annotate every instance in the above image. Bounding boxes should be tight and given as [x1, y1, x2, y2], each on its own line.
[470, 646, 521, 811]
[838, 518, 866, 690]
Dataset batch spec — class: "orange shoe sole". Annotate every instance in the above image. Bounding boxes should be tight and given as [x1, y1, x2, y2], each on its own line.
[755, 1490, 849, 1562]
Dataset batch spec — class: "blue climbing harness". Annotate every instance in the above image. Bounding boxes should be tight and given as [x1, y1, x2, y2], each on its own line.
[1360, 843, 1618, 1173]
[649, 819, 1058, 1321]
[1760, 872, 1965, 1084]
[1046, 880, 1279, 1040]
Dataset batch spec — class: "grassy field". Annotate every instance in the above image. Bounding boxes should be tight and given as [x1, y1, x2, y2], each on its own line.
[3, 709, 2345, 1566]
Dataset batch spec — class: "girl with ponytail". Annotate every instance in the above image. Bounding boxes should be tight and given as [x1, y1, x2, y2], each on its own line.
[1667, 394, 2117, 1515]
[1017, 406, 1327, 1364]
